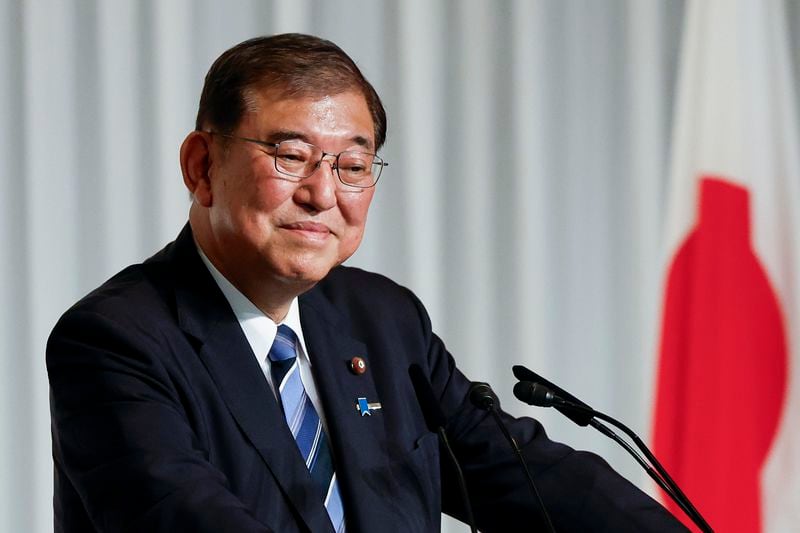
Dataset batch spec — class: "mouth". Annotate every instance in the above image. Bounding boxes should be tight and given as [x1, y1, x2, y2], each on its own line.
[279, 221, 334, 241]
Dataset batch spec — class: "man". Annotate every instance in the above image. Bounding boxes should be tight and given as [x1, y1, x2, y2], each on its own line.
[48, 34, 687, 532]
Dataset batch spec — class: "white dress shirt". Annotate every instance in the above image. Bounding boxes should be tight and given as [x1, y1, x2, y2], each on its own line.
[196, 245, 329, 430]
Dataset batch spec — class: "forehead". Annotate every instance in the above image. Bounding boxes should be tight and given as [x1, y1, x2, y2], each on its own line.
[243, 88, 375, 149]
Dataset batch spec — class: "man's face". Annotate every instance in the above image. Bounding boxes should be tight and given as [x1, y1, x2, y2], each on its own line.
[204, 89, 377, 290]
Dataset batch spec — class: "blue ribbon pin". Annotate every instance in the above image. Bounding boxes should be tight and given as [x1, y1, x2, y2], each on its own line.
[356, 397, 382, 416]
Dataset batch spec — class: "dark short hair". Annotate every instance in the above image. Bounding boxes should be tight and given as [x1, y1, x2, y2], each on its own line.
[195, 33, 387, 150]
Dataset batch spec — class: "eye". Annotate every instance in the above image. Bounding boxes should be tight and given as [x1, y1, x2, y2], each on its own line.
[343, 164, 366, 174]
[276, 148, 310, 163]
[339, 153, 372, 176]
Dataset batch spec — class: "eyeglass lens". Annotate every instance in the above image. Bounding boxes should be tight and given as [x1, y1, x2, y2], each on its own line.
[274, 140, 382, 187]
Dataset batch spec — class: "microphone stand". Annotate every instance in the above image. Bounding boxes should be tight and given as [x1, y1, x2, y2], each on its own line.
[437, 426, 478, 533]
[514, 379, 713, 533]
[469, 383, 556, 533]
[409, 365, 478, 533]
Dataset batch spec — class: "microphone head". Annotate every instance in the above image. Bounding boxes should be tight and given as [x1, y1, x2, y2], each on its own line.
[408, 364, 448, 431]
[513, 381, 556, 407]
[468, 382, 496, 411]
[513, 364, 593, 407]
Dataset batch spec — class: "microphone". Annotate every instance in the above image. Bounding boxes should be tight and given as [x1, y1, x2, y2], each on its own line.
[512, 381, 560, 408]
[408, 365, 477, 533]
[467, 382, 495, 410]
[512, 367, 713, 533]
[512, 365, 593, 426]
[468, 382, 556, 533]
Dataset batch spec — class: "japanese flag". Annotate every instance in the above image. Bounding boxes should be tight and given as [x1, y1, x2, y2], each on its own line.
[652, 1, 800, 531]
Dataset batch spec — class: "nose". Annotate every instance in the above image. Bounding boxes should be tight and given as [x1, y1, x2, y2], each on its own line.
[293, 158, 338, 212]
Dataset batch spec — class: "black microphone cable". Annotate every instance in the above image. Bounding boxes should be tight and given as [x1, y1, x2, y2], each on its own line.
[409, 365, 478, 533]
[513, 377, 713, 533]
[514, 381, 684, 507]
[512, 364, 707, 528]
[468, 382, 556, 533]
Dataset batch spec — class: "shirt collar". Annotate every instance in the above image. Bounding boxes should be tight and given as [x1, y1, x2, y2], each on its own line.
[195, 242, 310, 362]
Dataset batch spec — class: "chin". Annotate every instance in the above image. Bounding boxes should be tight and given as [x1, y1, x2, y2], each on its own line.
[266, 246, 351, 286]
[274, 261, 336, 286]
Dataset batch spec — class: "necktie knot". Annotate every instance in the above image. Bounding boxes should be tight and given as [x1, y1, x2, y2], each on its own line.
[269, 324, 299, 363]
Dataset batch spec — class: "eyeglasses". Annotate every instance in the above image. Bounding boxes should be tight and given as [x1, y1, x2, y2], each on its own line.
[208, 132, 387, 188]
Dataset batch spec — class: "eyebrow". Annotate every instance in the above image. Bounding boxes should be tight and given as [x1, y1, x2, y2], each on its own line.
[264, 130, 375, 152]
[351, 135, 373, 151]
[264, 130, 309, 144]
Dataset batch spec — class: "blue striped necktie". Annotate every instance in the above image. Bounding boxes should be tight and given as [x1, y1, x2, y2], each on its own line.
[268, 324, 345, 532]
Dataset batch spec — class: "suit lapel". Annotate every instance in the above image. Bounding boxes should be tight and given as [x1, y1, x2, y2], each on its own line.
[299, 289, 391, 531]
[167, 225, 333, 533]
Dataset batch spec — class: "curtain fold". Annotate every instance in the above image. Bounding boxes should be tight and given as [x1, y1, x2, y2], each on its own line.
[15, 1, 800, 531]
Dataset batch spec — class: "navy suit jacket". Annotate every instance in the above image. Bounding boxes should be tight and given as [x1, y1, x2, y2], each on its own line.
[48, 225, 687, 532]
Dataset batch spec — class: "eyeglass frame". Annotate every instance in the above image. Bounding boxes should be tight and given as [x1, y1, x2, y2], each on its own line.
[206, 131, 387, 188]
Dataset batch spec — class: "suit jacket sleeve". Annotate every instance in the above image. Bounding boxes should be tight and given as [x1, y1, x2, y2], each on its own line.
[391, 281, 688, 532]
[47, 302, 272, 533]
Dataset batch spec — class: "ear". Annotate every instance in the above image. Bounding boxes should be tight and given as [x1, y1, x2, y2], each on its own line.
[180, 131, 214, 207]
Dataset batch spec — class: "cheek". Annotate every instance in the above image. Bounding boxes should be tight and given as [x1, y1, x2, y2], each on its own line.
[217, 154, 290, 209]
[337, 190, 374, 250]
[251, 178, 296, 213]
[224, 167, 296, 223]
[338, 189, 374, 226]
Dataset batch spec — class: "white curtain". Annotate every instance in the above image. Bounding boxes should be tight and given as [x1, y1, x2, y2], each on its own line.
[3, 1, 799, 531]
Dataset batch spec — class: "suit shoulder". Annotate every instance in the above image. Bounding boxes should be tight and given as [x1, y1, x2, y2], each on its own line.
[316, 265, 418, 305]
[50, 245, 176, 341]
[305, 265, 431, 332]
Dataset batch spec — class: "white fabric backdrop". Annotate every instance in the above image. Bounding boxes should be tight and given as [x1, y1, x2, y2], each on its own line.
[2, 1, 798, 531]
